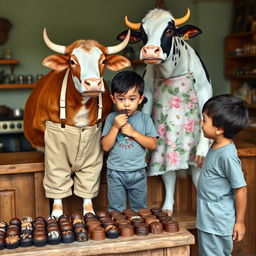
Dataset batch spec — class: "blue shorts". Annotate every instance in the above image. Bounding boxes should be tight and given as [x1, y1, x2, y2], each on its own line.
[107, 168, 147, 212]
[198, 229, 233, 256]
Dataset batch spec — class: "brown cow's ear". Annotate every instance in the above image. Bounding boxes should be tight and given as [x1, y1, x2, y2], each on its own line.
[105, 55, 131, 71]
[43, 54, 69, 71]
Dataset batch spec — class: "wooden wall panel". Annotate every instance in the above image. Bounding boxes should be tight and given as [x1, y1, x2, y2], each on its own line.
[0, 189, 16, 221]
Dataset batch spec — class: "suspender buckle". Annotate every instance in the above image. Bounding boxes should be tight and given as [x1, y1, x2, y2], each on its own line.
[60, 119, 66, 128]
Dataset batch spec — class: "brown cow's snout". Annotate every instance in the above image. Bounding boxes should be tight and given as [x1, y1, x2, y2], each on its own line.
[83, 78, 103, 91]
[142, 45, 161, 59]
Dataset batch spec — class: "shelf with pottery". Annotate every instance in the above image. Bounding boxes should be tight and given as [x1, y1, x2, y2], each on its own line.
[0, 59, 36, 89]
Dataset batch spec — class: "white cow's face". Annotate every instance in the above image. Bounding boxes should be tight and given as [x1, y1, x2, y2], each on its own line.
[71, 47, 105, 96]
[42, 28, 131, 97]
[140, 9, 174, 64]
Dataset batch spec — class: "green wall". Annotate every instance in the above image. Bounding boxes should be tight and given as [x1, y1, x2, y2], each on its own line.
[0, 0, 232, 108]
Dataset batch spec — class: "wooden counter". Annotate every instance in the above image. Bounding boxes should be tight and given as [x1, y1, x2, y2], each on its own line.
[0, 140, 256, 255]
[0, 228, 194, 256]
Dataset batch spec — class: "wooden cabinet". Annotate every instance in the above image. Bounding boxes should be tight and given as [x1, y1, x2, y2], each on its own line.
[0, 152, 49, 221]
[0, 59, 36, 89]
[225, 32, 256, 143]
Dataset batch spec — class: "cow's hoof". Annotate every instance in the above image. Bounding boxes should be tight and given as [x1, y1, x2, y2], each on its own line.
[162, 209, 173, 217]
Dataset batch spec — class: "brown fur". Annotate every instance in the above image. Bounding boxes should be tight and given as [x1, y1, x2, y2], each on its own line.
[24, 70, 113, 148]
[24, 39, 129, 148]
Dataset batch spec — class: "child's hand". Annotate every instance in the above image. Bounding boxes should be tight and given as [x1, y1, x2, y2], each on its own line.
[195, 155, 205, 168]
[114, 114, 128, 129]
[232, 222, 245, 241]
[121, 123, 135, 137]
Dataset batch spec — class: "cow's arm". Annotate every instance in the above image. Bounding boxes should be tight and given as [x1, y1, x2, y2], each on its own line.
[194, 78, 213, 158]
[142, 65, 155, 116]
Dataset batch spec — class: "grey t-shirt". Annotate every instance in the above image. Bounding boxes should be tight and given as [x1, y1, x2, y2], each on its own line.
[196, 143, 246, 236]
[102, 111, 158, 171]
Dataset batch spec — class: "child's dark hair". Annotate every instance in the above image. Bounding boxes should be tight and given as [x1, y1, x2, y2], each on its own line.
[202, 94, 249, 139]
[111, 70, 144, 96]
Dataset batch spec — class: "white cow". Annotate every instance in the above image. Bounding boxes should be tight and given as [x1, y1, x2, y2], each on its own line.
[118, 8, 212, 215]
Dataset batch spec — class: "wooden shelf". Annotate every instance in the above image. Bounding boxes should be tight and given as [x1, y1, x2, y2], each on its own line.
[228, 32, 253, 38]
[0, 83, 36, 89]
[226, 75, 256, 79]
[0, 59, 19, 65]
[227, 55, 256, 59]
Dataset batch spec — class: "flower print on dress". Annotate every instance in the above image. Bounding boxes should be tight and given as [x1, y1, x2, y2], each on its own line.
[168, 96, 182, 109]
[158, 124, 167, 138]
[148, 73, 201, 176]
[184, 118, 195, 133]
[187, 102, 195, 110]
[189, 91, 198, 103]
[167, 151, 181, 166]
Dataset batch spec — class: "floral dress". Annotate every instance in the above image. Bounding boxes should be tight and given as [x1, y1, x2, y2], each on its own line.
[148, 72, 201, 176]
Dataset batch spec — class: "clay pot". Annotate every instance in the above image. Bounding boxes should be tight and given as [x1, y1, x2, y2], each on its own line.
[164, 220, 179, 233]
[150, 207, 162, 215]
[135, 223, 149, 236]
[149, 221, 163, 234]
[91, 226, 106, 240]
[120, 224, 134, 237]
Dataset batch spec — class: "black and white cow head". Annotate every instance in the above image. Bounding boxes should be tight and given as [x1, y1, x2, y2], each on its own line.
[117, 8, 201, 64]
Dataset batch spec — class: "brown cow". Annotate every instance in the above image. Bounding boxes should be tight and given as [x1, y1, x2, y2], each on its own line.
[24, 28, 131, 217]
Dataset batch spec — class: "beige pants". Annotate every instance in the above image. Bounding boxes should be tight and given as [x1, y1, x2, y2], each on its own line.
[43, 121, 103, 199]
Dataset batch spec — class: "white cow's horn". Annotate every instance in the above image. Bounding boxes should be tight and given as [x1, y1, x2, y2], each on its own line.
[124, 16, 141, 30]
[43, 28, 66, 54]
[107, 29, 131, 54]
[174, 8, 190, 26]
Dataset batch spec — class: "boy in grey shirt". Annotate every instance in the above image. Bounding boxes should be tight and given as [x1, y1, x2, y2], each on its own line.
[101, 71, 158, 212]
[196, 94, 248, 256]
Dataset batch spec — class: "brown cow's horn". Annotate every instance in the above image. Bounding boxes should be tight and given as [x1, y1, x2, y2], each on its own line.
[43, 28, 66, 54]
[174, 8, 190, 26]
[107, 29, 131, 54]
[124, 16, 141, 30]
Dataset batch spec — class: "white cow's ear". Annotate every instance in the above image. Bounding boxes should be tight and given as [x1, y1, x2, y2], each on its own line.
[43, 55, 69, 71]
[175, 25, 202, 40]
[105, 55, 131, 71]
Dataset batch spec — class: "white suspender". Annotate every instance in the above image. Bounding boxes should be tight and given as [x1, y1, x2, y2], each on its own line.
[97, 92, 103, 124]
[59, 69, 103, 128]
[60, 69, 69, 123]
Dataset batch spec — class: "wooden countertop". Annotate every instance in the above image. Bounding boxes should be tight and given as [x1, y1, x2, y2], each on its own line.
[235, 139, 256, 156]
[1, 140, 255, 163]
[0, 139, 255, 173]
[0, 228, 194, 256]
[0, 151, 44, 174]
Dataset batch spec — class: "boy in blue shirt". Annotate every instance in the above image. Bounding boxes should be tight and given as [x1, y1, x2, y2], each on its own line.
[101, 70, 158, 212]
[196, 94, 248, 256]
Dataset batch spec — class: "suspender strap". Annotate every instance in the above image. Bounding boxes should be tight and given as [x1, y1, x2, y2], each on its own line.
[97, 93, 103, 126]
[59, 69, 103, 128]
[59, 69, 70, 128]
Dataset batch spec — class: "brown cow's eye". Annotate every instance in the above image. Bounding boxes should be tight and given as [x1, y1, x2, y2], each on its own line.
[101, 59, 106, 65]
[70, 59, 76, 65]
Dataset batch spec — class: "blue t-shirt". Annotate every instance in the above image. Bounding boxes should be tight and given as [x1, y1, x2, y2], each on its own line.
[101, 111, 158, 171]
[196, 143, 246, 236]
